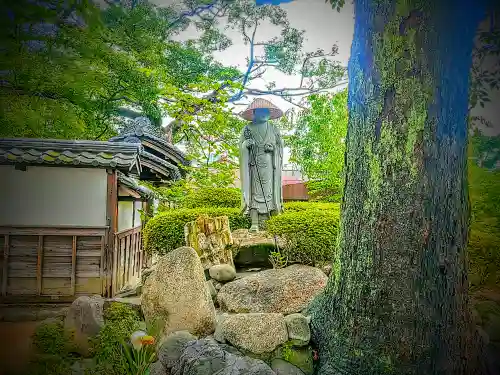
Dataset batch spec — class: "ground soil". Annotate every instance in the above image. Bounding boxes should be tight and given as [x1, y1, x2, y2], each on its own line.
[0, 321, 38, 375]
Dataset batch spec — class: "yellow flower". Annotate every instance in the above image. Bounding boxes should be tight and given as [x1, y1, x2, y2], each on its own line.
[140, 335, 155, 346]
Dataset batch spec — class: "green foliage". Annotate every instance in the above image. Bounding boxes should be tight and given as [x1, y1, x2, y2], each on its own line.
[269, 249, 288, 269]
[287, 90, 348, 202]
[469, 17, 500, 129]
[118, 317, 165, 375]
[29, 319, 76, 375]
[143, 208, 250, 255]
[183, 187, 241, 209]
[266, 206, 340, 266]
[32, 319, 74, 356]
[89, 303, 141, 375]
[468, 136, 500, 289]
[283, 201, 339, 212]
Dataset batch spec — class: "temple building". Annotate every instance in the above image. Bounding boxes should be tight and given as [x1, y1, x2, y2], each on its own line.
[0, 117, 187, 301]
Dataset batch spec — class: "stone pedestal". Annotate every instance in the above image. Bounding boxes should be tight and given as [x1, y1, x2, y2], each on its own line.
[184, 215, 234, 270]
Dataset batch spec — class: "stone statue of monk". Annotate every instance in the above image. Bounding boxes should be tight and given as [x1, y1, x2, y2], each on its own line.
[239, 99, 284, 232]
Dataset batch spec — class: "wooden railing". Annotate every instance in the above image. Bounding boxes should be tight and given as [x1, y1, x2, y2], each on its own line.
[112, 225, 144, 296]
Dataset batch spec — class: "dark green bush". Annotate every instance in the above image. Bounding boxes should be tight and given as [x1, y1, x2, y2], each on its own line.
[283, 201, 340, 212]
[143, 208, 250, 255]
[266, 207, 340, 266]
[182, 187, 241, 209]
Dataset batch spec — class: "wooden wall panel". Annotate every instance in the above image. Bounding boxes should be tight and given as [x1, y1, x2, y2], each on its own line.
[42, 236, 73, 296]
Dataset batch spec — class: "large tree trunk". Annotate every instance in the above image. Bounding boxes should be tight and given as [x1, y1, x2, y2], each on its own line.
[309, 1, 489, 374]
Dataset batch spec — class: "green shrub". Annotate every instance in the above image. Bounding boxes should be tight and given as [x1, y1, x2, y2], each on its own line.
[89, 303, 141, 375]
[468, 159, 500, 290]
[182, 187, 241, 209]
[143, 208, 250, 255]
[283, 201, 340, 212]
[32, 319, 74, 356]
[266, 208, 340, 266]
[29, 319, 76, 375]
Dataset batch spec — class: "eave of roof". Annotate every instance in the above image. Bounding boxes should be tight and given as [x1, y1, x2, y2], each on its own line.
[117, 172, 154, 199]
[140, 151, 182, 181]
[0, 138, 142, 173]
[110, 133, 189, 166]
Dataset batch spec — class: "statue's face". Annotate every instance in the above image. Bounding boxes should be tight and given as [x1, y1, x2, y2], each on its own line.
[252, 108, 271, 123]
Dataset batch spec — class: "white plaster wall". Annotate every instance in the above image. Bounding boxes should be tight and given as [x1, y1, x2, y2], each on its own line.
[133, 201, 142, 227]
[118, 201, 134, 232]
[0, 166, 107, 226]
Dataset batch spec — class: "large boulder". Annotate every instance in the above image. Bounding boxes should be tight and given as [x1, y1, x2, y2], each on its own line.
[158, 331, 197, 370]
[219, 313, 288, 354]
[271, 359, 306, 375]
[170, 338, 276, 375]
[141, 247, 217, 336]
[64, 295, 104, 356]
[217, 265, 327, 314]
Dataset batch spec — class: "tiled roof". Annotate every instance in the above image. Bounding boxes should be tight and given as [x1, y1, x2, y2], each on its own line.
[110, 133, 189, 166]
[0, 138, 142, 173]
[117, 172, 154, 198]
[140, 151, 182, 180]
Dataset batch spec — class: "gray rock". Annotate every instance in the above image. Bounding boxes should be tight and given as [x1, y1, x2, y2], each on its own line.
[213, 280, 224, 291]
[150, 360, 169, 375]
[141, 247, 216, 336]
[220, 313, 288, 354]
[217, 265, 327, 314]
[213, 313, 228, 343]
[158, 331, 197, 369]
[142, 265, 157, 285]
[271, 359, 306, 375]
[206, 280, 217, 299]
[71, 358, 96, 375]
[320, 264, 332, 276]
[170, 338, 275, 375]
[284, 314, 311, 346]
[64, 295, 104, 356]
[209, 264, 236, 282]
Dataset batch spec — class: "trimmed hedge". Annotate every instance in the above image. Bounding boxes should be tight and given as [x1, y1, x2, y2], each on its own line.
[468, 160, 500, 289]
[143, 208, 250, 256]
[283, 201, 340, 212]
[266, 206, 340, 266]
[182, 187, 241, 209]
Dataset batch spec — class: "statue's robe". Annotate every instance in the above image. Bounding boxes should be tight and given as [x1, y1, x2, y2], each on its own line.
[239, 121, 283, 216]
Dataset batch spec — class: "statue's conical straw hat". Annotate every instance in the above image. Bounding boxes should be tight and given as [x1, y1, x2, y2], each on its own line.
[240, 98, 284, 121]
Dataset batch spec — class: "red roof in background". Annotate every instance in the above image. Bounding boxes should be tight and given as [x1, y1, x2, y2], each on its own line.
[282, 175, 304, 185]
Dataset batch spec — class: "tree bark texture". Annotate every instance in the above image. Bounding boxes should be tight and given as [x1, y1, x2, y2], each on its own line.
[309, 0, 489, 374]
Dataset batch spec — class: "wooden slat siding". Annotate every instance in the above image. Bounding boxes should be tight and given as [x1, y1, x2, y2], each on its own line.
[124, 236, 129, 288]
[0, 226, 107, 236]
[71, 236, 77, 295]
[106, 170, 118, 297]
[2, 235, 9, 295]
[42, 236, 72, 296]
[100, 235, 105, 295]
[112, 237, 118, 297]
[36, 236, 43, 295]
[75, 236, 102, 296]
